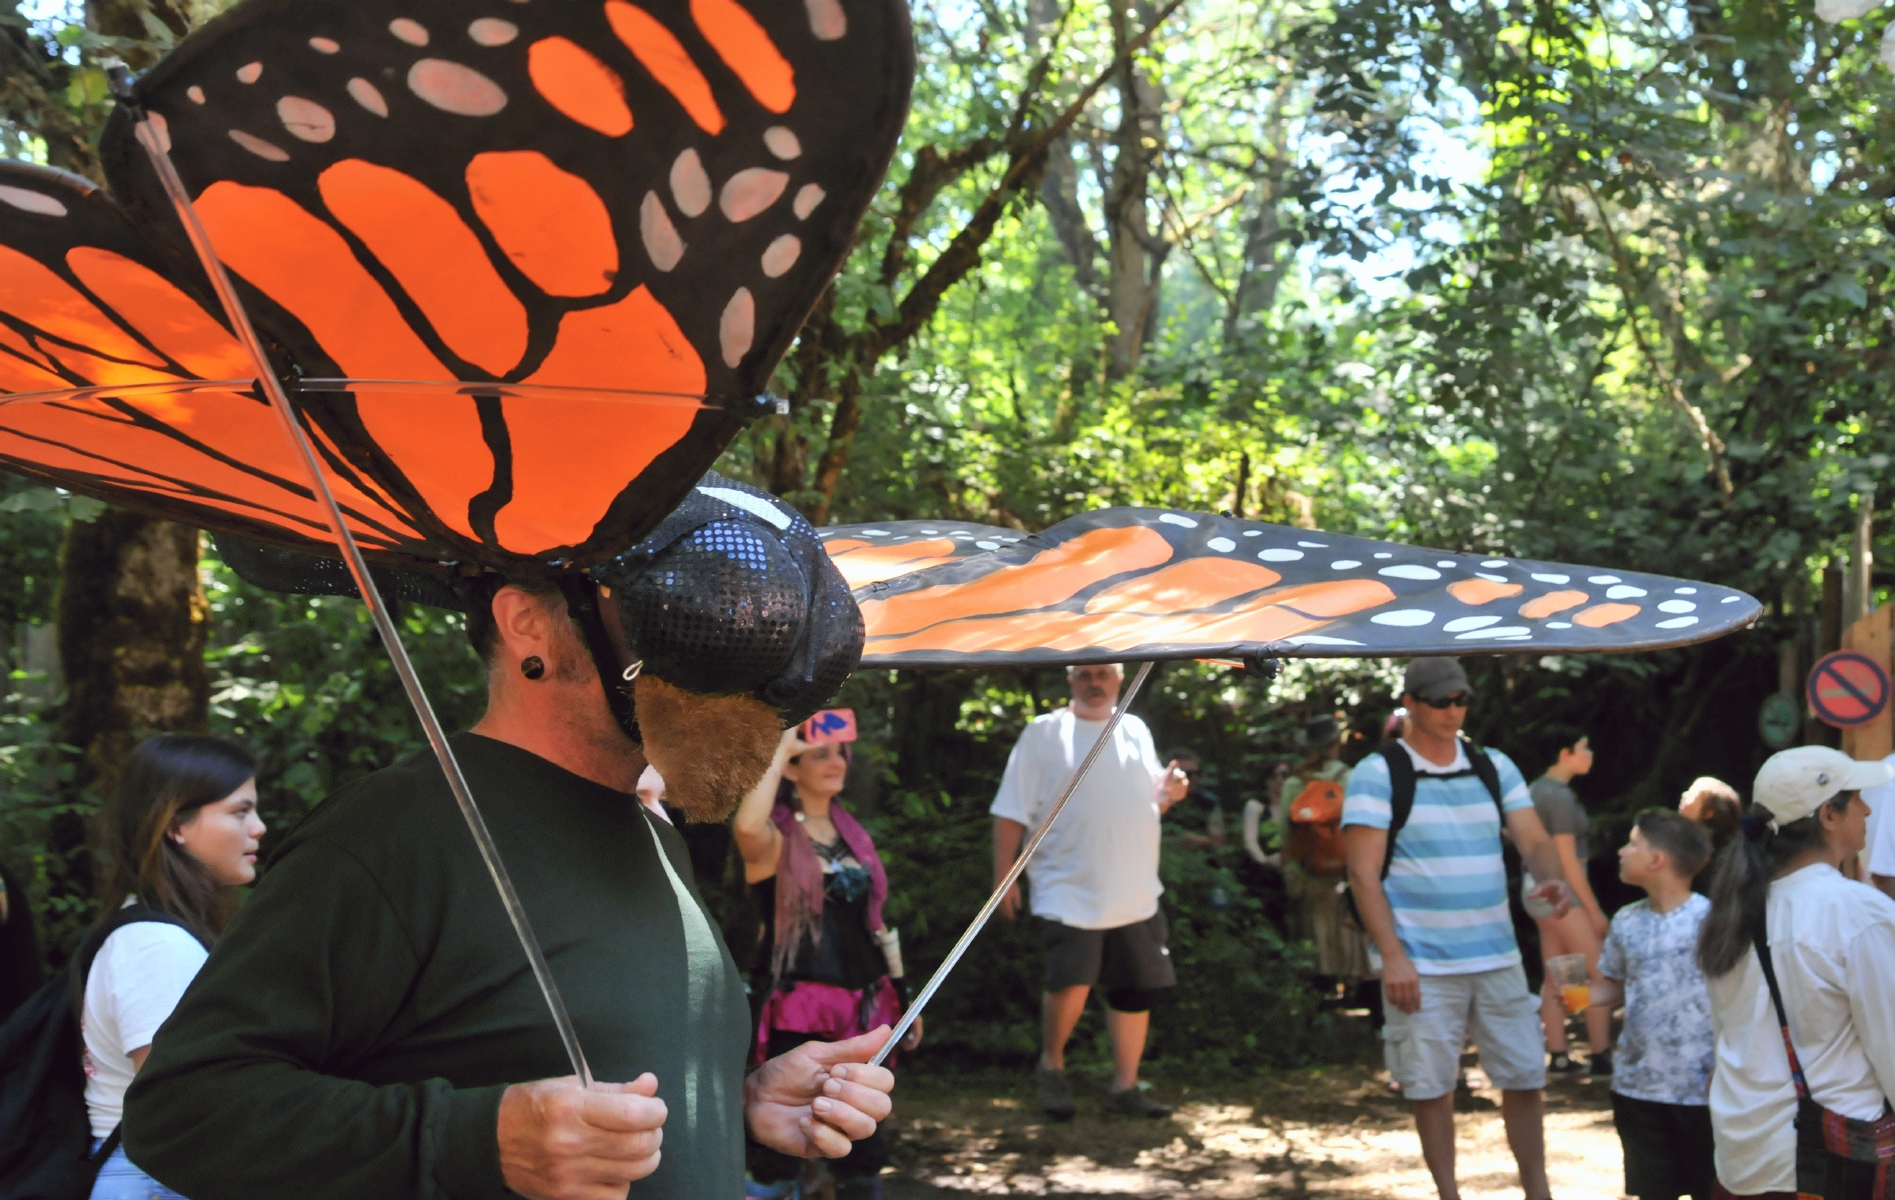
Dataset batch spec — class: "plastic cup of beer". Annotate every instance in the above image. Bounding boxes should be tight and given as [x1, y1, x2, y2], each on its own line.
[1546, 953, 1589, 1013]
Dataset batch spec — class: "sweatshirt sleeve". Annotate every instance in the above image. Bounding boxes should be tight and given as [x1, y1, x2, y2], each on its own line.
[123, 836, 508, 1200]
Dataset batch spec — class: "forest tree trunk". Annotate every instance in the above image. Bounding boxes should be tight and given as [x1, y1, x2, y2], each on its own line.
[48, 511, 208, 944]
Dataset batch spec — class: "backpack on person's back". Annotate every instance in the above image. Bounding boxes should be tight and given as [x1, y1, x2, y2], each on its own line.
[0, 905, 206, 1200]
[1284, 770, 1349, 874]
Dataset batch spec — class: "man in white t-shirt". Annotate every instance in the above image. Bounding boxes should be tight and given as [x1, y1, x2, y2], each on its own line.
[991, 663, 1188, 1121]
[1859, 750, 1895, 901]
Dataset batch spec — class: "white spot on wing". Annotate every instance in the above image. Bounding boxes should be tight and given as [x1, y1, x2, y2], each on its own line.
[407, 60, 507, 116]
[1330, 559, 1361, 570]
[1159, 514, 1198, 528]
[309, 36, 340, 53]
[1379, 565, 1441, 580]
[228, 129, 290, 161]
[1606, 585, 1648, 599]
[698, 486, 790, 528]
[347, 77, 389, 116]
[469, 18, 518, 44]
[1658, 600, 1696, 614]
[793, 183, 825, 219]
[1206, 537, 1236, 552]
[760, 234, 800, 277]
[390, 17, 429, 45]
[640, 191, 684, 271]
[1588, 575, 1622, 584]
[1258, 549, 1303, 562]
[720, 288, 754, 368]
[1371, 610, 1434, 627]
[1656, 616, 1700, 629]
[1531, 573, 1570, 584]
[1476, 572, 1509, 582]
[277, 96, 336, 142]
[237, 61, 263, 83]
[804, 0, 846, 39]
[763, 126, 801, 159]
[187, 85, 206, 103]
[720, 168, 789, 222]
[1443, 616, 1500, 632]
[1458, 626, 1532, 640]
[670, 149, 711, 217]
[1286, 635, 1364, 646]
[1297, 541, 1327, 548]
[0, 186, 66, 217]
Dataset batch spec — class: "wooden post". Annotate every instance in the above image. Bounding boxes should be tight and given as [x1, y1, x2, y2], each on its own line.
[1841, 604, 1895, 761]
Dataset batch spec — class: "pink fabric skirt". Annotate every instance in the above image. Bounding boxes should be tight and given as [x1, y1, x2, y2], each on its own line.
[753, 977, 901, 1066]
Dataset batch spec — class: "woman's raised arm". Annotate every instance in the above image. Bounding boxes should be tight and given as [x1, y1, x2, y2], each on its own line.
[733, 728, 804, 880]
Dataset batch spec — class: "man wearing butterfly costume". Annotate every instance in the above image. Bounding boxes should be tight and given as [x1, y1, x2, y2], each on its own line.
[0, 0, 919, 1192]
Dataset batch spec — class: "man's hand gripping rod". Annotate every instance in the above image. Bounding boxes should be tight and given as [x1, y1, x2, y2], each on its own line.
[120, 95, 595, 1087]
[870, 661, 1155, 1066]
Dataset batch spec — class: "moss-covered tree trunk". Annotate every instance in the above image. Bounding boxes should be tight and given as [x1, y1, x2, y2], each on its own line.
[46, 511, 208, 954]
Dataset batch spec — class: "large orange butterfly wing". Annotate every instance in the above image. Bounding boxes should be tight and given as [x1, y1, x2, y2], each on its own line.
[0, 161, 446, 556]
[826, 510, 1762, 666]
[2, 0, 911, 570]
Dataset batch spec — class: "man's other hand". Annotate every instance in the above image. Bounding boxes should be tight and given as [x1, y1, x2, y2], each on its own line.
[998, 881, 1022, 920]
[1528, 878, 1575, 919]
[498, 1074, 666, 1200]
[746, 1028, 896, 1158]
[1381, 951, 1422, 1014]
[1160, 759, 1189, 807]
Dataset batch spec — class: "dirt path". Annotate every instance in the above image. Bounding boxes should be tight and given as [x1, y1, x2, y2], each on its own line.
[883, 1063, 1625, 1200]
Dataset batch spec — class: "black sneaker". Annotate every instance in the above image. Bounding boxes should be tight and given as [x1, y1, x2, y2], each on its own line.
[1103, 1085, 1173, 1118]
[1589, 1051, 1614, 1079]
[1035, 1065, 1076, 1120]
[1547, 1052, 1583, 1077]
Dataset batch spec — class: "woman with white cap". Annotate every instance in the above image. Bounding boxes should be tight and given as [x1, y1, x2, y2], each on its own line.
[1697, 746, 1895, 1200]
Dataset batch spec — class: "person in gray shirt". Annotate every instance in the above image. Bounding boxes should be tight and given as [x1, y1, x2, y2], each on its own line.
[1525, 737, 1615, 1077]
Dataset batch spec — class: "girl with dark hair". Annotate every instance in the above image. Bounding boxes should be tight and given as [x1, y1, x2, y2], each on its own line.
[84, 733, 263, 1200]
[1700, 747, 1895, 1200]
[1679, 776, 1742, 893]
[733, 726, 912, 1200]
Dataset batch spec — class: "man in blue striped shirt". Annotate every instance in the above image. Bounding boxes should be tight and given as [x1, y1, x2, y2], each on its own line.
[1343, 657, 1574, 1200]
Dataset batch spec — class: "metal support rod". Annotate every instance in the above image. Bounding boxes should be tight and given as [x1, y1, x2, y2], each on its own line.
[870, 661, 1156, 1066]
[129, 117, 594, 1086]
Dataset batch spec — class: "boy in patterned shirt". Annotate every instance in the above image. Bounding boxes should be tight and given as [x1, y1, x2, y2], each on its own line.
[1588, 809, 1717, 1200]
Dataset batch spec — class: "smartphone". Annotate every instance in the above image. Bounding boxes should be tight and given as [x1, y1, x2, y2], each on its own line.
[801, 709, 858, 744]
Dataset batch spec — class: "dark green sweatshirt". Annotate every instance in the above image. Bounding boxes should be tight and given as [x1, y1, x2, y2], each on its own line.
[124, 734, 749, 1200]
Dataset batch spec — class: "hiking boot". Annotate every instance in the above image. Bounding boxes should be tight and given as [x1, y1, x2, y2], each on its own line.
[1589, 1050, 1614, 1079]
[1036, 1065, 1076, 1120]
[1103, 1085, 1173, 1118]
[1546, 1052, 1584, 1077]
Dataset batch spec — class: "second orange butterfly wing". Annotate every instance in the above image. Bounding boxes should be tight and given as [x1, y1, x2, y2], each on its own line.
[834, 510, 1762, 666]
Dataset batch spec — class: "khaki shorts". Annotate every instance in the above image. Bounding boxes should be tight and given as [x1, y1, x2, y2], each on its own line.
[1382, 964, 1546, 1100]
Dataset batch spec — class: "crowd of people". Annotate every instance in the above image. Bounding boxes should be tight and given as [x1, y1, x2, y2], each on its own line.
[5, 646, 1895, 1200]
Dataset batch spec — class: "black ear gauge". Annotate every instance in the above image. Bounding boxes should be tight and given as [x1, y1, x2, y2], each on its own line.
[520, 655, 546, 680]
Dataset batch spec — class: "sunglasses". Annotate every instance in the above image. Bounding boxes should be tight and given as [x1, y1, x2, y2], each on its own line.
[1418, 692, 1474, 709]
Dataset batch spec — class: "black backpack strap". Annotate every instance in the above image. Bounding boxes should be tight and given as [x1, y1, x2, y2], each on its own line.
[67, 905, 210, 1021]
[1378, 744, 1418, 881]
[1463, 742, 1506, 817]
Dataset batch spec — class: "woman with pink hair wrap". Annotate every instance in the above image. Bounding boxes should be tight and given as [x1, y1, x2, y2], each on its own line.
[733, 728, 917, 1200]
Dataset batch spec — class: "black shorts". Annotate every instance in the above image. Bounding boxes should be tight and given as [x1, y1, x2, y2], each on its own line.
[1039, 910, 1176, 999]
[1611, 1092, 1715, 1200]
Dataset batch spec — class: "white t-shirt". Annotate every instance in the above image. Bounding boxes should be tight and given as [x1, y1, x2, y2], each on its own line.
[82, 912, 209, 1138]
[1708, 863, 1895, 1194]
[989, 708, 1165, 930]
[1863, 751, 1895, 878]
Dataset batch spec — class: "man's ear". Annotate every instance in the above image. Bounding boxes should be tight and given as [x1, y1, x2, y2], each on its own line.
[489, 586, 553, 659]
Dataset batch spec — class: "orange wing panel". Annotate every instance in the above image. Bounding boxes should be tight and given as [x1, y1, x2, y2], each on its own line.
[689, 0, 796, 113]
[528, 37, 635, 137]
[63, 248, 252, 379]
[1448, 578, 1525, 605]
[859, 525, 1175, 637]
[0, 245, 165, 370]
[1083, 558, 1280, 614]
[826, 537, 963, 588]
[195, 182, 448, 380]
[1519, 589, 1588, 618]
[605, 1, 727, 135]
[317, 160, 529, 377]
[1574, 603, 1640, 627]
[502, 286, 705, 553]
[464, 152, 619, 299]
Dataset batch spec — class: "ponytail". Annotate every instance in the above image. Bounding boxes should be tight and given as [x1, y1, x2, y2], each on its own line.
[1696, 797, 1846, 977]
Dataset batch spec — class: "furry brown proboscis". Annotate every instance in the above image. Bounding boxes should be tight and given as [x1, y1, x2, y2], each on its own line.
[634, 674, 781, 823]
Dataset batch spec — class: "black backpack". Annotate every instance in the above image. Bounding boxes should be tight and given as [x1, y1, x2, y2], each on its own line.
[1344, 739, 1522, 924]
[0, 905, 209, 1200]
